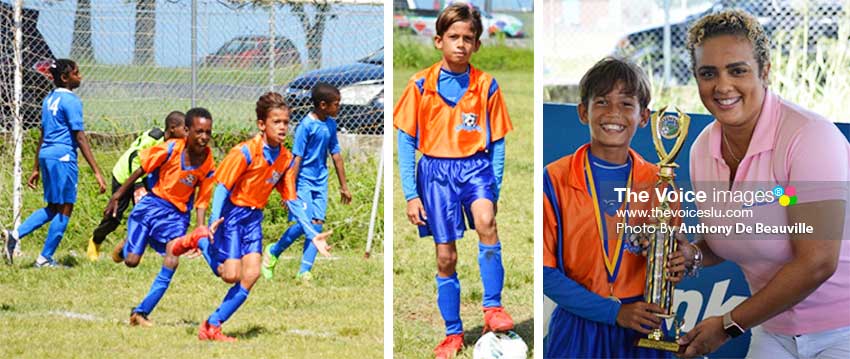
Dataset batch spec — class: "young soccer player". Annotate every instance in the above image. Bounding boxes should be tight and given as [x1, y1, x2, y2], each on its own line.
[262, 82, 351, 281]
[2, 58, 107, 267]
[170, 92, 332, 341]
[542, 57, 685, 358]
[86, 111, 187, 261]
[106, 108, 214, 326]
[393, 3, 514, 357]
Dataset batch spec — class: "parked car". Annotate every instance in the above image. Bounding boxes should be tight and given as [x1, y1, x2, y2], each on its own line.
[282, 48, 383, 135]
[203, 35, 300, 68]
[614, 0, 845, 84]
[395, 5, 525, 38]
[1, 2, 54, 131]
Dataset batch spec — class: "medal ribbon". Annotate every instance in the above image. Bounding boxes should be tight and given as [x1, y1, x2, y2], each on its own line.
[584, 152, 632, 290]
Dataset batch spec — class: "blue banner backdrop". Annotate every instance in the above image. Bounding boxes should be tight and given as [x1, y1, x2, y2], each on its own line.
[542, 102, 850, 358]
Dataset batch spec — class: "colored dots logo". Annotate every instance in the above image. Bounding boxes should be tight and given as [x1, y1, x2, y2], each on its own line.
[775, 185, 797, 207]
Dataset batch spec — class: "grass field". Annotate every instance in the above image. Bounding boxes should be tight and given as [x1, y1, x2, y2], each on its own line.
[0, 134, 383, 357]
[392, 67, 534, 358]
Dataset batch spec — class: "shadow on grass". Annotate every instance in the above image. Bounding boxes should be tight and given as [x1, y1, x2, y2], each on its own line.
[463, 317, 534, 350]
[232, 324, 269, 339]
[21, 254, 80, 268]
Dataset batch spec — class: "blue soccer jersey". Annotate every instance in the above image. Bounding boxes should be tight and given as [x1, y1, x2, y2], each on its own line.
[292, 113, 341, 185]
[39, 88, 84, 161]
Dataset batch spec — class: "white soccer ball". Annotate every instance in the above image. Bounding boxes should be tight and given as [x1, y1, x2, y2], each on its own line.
[473, 331, 528, 359]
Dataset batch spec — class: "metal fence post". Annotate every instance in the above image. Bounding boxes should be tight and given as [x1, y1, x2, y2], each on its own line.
[12, 0, 24, 246]
[269, 3, 275, 92]
[191, 0, 197, 107]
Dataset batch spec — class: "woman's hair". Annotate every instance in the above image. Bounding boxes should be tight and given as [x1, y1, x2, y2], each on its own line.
[48, 58, 77, 88]
[255, 92, 289, 121]
[435, 2, 483, 40]
[579, 57, 651, 110]
[686, 9, 771, 75]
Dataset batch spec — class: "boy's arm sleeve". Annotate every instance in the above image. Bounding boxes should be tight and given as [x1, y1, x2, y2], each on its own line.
[216, 145, 250, 191]
[275, 157, 298, 201]
[194, 169, 216, 210]
[393, 78, 421, 137]
[543, 267, 621, 325]
[489, 138, 506, 201]
[279, 158, 321, 240]
[208, 183, 230, 225]
[292, 122, 309, 158]
[139, 141, 170, 174]
[66, 96, 84, 131]
[329, 120, 342, 155]
[398, 130, 418, 201]
[487, 79, 513, 142]
[543, 167, 621, 325]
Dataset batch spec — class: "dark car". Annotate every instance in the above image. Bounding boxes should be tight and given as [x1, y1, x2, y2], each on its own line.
[203, 35, 300, 68]
[1, 2, 54, 131]
[614, 0, 845, 84]
[283, 48, 383, 135]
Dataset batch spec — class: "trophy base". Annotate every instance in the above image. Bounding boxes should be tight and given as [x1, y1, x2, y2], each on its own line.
[636, 338, 681, 353]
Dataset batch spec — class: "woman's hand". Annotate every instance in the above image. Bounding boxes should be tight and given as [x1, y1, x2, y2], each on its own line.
[677, 316, 730, 358]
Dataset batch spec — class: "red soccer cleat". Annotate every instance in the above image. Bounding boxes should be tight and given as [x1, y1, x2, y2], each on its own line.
[171, 226, 210, 257]
[198, 321, 237, 342]
[483, 306, 514, 333]
[433, 333, 464, 359]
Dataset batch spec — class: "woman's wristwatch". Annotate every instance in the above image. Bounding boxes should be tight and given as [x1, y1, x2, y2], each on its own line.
[722, 312, 745, 338]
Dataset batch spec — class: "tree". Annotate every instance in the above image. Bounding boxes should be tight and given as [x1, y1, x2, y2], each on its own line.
[70, 0, 93, 61]
[133, 0, 156, 65]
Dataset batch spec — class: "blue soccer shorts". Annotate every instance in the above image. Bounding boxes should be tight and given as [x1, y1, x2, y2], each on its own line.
[124, 194, 189, 256]
[212, 199, 264, 262]
[39, 157, 78, 204]
[289, 178, 328, 223]
[416, 152, 497, 243]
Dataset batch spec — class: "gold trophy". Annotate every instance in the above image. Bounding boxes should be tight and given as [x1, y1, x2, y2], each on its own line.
[635, 106, 690, 352]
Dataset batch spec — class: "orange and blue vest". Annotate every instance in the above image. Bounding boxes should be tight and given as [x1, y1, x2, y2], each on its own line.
[140, 139, 215, 213]
[214, 134, 297, 209]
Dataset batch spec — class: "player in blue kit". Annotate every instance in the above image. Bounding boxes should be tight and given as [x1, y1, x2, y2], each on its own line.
[106, 108, 215, 327]
[261, 82, 351, 281]
[2, 59, 107, 267]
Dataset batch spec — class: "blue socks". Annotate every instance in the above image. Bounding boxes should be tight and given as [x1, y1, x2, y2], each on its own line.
[40, 213, 69, 260]
[270, 223, 303, 257]
[17, 207, 57, 239]
[436, 273, 463, 335]
[479, 242, 504, 308]
[198, 237, 219, 276]
[134, 266, 175, 315]
[299, 223, 323, 274]
[208, 283, 250, 326]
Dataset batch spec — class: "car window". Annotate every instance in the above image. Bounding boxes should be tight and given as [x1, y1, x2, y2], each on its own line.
[358, 49, 383, 65]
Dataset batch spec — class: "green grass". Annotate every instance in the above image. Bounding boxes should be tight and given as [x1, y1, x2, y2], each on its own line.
[79, 62, 302, 87]
[392, 67, 534, 358]
[0, 134, 383, 357]
[393, 33, 534, 72]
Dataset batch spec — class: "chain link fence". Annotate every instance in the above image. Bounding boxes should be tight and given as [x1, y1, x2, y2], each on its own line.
[543, 0, 849, 96]
[1, 0, 383, 255]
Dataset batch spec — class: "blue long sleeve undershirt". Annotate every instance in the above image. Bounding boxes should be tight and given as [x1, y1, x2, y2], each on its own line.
[543, 266, 621, 326]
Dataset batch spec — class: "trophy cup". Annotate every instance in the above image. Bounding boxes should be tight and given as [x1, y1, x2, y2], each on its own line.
[635, 106, 691, 352]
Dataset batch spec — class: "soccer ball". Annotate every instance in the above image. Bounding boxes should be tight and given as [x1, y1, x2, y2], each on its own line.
[473, 331, 528, 359]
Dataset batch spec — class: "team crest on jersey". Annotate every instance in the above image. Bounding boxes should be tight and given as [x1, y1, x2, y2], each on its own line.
[266, 170, 282, 184]
[179, 174, 197, 186]
[455, 112, 482, 132]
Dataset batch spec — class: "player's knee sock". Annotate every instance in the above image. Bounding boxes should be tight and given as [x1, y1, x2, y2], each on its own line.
[270, 223, 303, 257]
[436, 273, 463, 335]
[208, 283, 249, 326]
[40, 213, 69, 260]
[298, 223, 322, 274]
[17, 207, 57, 239]
[198, 238, 220, 276]
[134, 266, 175, 315]
[478, 242, 504, 308]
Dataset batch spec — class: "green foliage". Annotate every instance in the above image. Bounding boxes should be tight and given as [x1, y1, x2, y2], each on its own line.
[393, 33, 533, 72]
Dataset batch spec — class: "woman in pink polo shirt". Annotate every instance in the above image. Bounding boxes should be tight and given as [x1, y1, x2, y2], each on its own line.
[673, 10, 850, 358]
